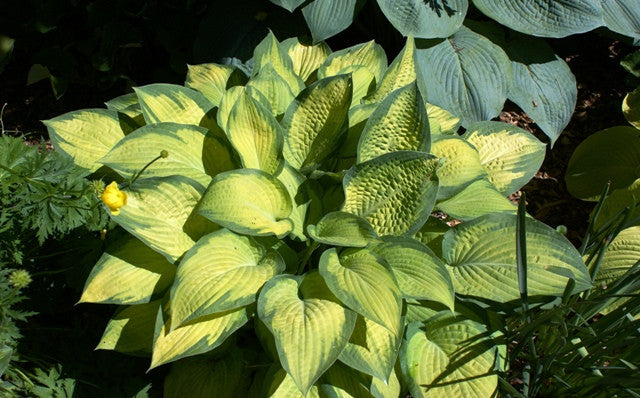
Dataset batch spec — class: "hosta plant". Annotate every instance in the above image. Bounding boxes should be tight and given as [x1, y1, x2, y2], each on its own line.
[45, 33, 591, 396]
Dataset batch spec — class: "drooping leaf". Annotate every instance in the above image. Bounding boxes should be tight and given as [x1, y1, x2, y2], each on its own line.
[198, 169, 293, 238]
[318, 40, 387, 85]
[302, 0, 358, 43]
[185, 63, 247, 106]
[79, 235, 175, 305]
[282, 74, 352, 171]
[436, 179, 517, 220]
[319, 248, 402, 334]
[357, 81, 430, 163]
[377, 0, 468, 38]
[308, 211, 379, 247]
[471, 0, 603, 38]
[164, 354, 246, 398]
[281, 37, 332, 83]
[43, 109, 130, 172]
[134, 83, 214, 126]
[416, 27, 512, 126]
[170, 229, 285, 329]
[247, 63, 298, 116]
[431, 136, 486, 200]
[365, 36, 420, 104]
[443, 213, 592, 302]
[257, 272, 357, 395]
[623, 85, 640, 129]
[342, 151, 441, 236]
[601, 0, 640, 40]
[252, 31, 305, 95]
[464, 121, 546, 195]
[96, 300, 161, 355]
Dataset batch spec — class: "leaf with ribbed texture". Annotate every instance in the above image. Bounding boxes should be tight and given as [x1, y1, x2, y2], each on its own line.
[416, 27, 512, 127]
[436, 179, 517, 221]
[594, 226, 640, 288]
[401, 315, 502, 398]
[276, 165, 316, 241]
[198, 169, 293, 238]
[308, 211, 379, 247]
[150, 306, 249, 369]
[281, 38, 332, 83]
[257, 272, 357, 395]
[218, 86, 272, 133]
[358, 82, 430, 163]
[185, 63, 247, 106]
[105, 93, 145, 126]
[113, 176, 204, 263]
[96, 300, 160, 355]
[342, 151, 440, 236]
[302, 0, 357, 43]
[365, 37, 420, 104]
[339, 103, 377, 158]
[431, 136, 486, 200]
[377, 0, 468, 38]
[170, 229, 284, 329]
[105, 93, 138, 111]
[336, 65, 376, 108]
[370, 237, 454, 310]
[100, 122, 237, 188]
[505, 34, 576, 146]
[270, 0, 306, 12]
[319, 248, 402, 334]
[603, 0, 640, 39]
[80, 236, 175, 305]
[443, 213, 591, 302]
[319, 362, 378, 397]
[282, 74, 352, 171]
[43, 109, 130, 172]
[134, 83, 214, 125]
[413, 217, 450, 257]
[164, 354, 245, 398]
[264, 367, 321, 398]
[426, 102, 460, 132]
[227, 91, 284, 174]
[471, 0, 602, 38]
[253, 31, 305, 95]
[247, 63, 297, 116]
[464, 121, 546, 195]
[318, 41, 387, 85]
[566, 126, 640, 200]
[370, 367, 401, 398]
[338, 315, 400, 382]
[623, 86, 640, 129]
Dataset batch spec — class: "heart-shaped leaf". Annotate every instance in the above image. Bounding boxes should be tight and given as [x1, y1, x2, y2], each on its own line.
[377, 0, 468, 38]
[185, 63, 247, 106]
[302, 0, 358, 43]
[308, 211, 379, 247]
[134, 83, 214, 126]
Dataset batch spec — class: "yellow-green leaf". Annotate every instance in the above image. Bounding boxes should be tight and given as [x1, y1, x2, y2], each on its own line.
[364, 36, 419, 104]
[318, 40, 387, 86]
[436, 179, 517, 221]
[252, 31, 305, 95]
[281, 37, 332, 83]
[427, 102, 460, 133]
[276, 165, 315, 241]
[623, 85, 640, 129]
[307, 211, 379, 247]
[431, 136, 486, 200]
[164, 354, 246, 398]
[134, 83, 214, 126]
[247, 63, 297, 116]
[96, 300, 161, 355]
[185, 63, 247, 106]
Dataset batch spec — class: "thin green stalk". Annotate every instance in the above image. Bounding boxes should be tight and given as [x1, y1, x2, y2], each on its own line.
[296, 241, 320, 275]
[579, 182, 610, 255]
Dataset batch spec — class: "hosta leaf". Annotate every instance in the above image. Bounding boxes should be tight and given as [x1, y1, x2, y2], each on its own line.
[252, 31, 305, 95]
[431, 136, 486, 200]
[80, 235, 175, 305]
[342, 151, 440, 236]
[270, 0, 306, 12]
[170, 229, 285, 329]
[337, 65, 376, 107]
[426, 102, 460, 132]
[602, 0, 640, 39]
[276, 165, 318, 241]
[112, 176, 204, 263]
[377, 0, 468, 38]
[185, 63, 247, 106]
[416, 27, 512, 126]
[594, 226, 640, 288]
[464, 121, 546, 195]
[566, 127, 640, 200]
[319, 248, 402, 334]
[263, 366, 322, 397]
[471, 0, 603, 38]
[257, 272, 357, 395]
[319, 362, 376, 397]
[623, 86, 640, 129]
[338, 315, 400, 382]
[318, 41, 387, 85]
[340, 103, 377, 158]
[281, 37, 332, 83]
[302, 0, 357, 43]
[247, 63, 297, 116]
[357, 81, 430, 163]
[308, 211, 379, 247]
[198, 169, 293, 238]
[436, 179, 517, 221]
[370, 367, 402, 398]
[43, 109, 130, 172]
[505, 33, 577, 146]
[401, 315, 502, 398]
[96, 300, 160, 355]
[105, 93, 145, 126]
[218, 86, 272, 133]
[370, 237, 454, 310]
[593, 179, 640, 230]
[227, 91, 284, 174]
[164, 354, 245, 398]
[365, 36, 420, 104]
[100, 122, 237, 188]
[150, 306, 249, 369]
[443, 213, 591, 302]
[134, 83, 214, 126]
[413, 217, 450, 257]
[282, 74, 352, 171]
[105, 93, 138, 111]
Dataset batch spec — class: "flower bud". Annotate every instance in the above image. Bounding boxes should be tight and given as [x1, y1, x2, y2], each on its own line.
[100, 181, 128, 215]
[8, 269, 32, 289]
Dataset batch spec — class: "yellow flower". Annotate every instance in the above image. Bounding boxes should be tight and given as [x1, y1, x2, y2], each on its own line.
[101, 181, 127, 215]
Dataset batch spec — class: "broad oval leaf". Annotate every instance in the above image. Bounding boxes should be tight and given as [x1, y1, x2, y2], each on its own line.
[416, 27, 512, 127]
[96, 300, 160, 355]
[464, 121, 546, 195]
[170, 229, 285, 329]
[594, 226, 640, 288]
[602, 0, 640, 40]
[377, 0, 468, 38]
[431, 136, 486, 200]
[43, 109, 130, 172]
[443, 213, 592, 302]
[471, 0, 603, 38]
[566, 126, 640, 200]
[319, 248, 402, 334]
[198, 169, 293, 238]
[365, 37, 420, 104]
[370, 237, 455, 310]
[436, 179, 517, 221]
[342, 151, 441, 236]
[164, 354, 246, 398]
[282, 74, 352, 171]
[134, 83, 214, 126]
[318, 40, 387, 85]
[357, 81, 430, 163]
[281, 37, 332, 83]
[308, 211, 379, 247]
[80, 235, 175, 305]
[257, 272, 357, 395]
[302, 0, 357, 43]
[185, 63, 247, 106]
[623, 86, 640, 129]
